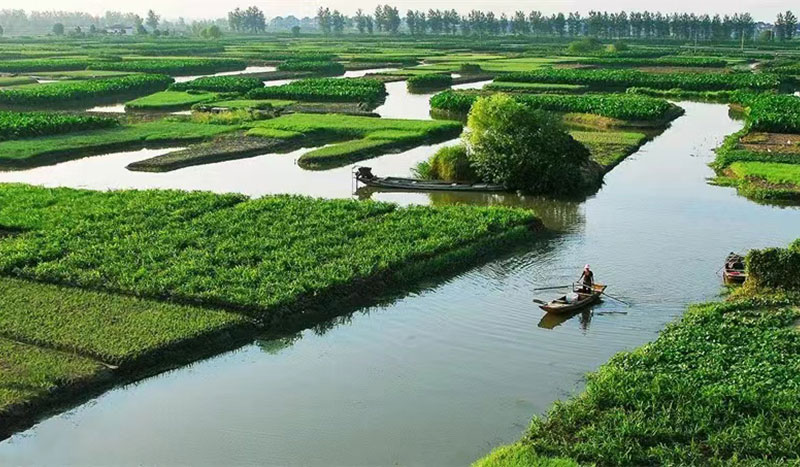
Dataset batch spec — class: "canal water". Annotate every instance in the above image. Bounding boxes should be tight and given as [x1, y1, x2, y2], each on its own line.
[1, 97, 799, 465]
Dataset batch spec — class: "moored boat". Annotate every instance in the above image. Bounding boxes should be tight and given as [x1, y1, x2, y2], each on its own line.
[723, 252, 748, 284]
[354, 166, 506, 193]
[539, 283, 607, 314]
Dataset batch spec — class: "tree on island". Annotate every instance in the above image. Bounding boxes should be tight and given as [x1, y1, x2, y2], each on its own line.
[52, 23, 64, 35]
[463, 94, 601, 196]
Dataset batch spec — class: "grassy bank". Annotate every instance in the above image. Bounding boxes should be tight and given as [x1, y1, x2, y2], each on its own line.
[125, 90, 221, 112]
[0, 121, 238, 168]
[0, 74, 173, 108]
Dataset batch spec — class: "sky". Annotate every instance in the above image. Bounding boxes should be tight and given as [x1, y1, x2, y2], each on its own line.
[4, 0, 796, 22]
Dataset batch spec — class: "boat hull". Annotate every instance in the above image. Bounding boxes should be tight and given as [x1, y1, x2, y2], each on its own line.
[539, 284, 607, 314]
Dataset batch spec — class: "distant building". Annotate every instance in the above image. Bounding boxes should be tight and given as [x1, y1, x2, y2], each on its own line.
[106, 24, 133, 35]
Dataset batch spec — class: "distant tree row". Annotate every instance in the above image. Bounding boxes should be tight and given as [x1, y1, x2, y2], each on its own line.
[305, 6, 800, 42]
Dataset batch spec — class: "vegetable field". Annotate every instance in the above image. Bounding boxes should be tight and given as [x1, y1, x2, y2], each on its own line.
[246, 78, 386, 105]
[0, 74, 173, 107]
[0, 111, 118, 141]
[87, 59, 247, 75]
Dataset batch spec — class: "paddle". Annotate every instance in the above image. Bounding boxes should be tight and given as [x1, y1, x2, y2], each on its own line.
[532, 299, 547, 305]
[601, 291, 631, 307]
[532, 285, 571, 291]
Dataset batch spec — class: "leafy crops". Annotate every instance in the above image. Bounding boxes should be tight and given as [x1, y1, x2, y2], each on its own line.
[246, 78, 386, 105]
[496, 68, 782, 91]
[731, 92, 800, 134]
[0, 58, 95, 73]
[125, 91, 219, 111]
[571, 56, 728, 68]
[430, 90, 676, 121]
[407, 73, 453, 92]
[0, 185, 536, 321]
[0, 74, 173, 107]
[276, 60, 345, 76]
[0, 111, 118, 141]
[479, 299, 800, 465]
[747, 242, 800, 290]
[87, 58, 246, 75]
[170, 76, 265, 93]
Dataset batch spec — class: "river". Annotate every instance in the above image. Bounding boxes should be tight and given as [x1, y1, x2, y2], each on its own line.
[0, 94, 799, 465]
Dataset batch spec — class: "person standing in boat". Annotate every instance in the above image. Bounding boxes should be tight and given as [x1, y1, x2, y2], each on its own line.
[578, 265, 594, 293]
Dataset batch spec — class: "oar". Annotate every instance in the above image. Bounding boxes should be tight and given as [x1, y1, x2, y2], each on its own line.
[532, 285, 571, 291]
[601, 291, 631, 307]
[532, 299, 547, 305]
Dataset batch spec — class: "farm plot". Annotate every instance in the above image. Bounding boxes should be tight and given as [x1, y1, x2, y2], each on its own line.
[0, 185, 538, 323]
[246, 78, 386, 107]
[0, 111, 118, 142]
[0, 74, 173, 108]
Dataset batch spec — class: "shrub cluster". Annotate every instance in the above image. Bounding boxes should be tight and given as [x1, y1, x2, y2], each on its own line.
[0, 74, 173, 106]
[276, 60, 345, 76]
[87, 58, 246, 75]
[246, 78, 386, 105]
[0, 58, 95, 73]
[730, 91, 800, 134]
[430, 90, 675, 121]
[407, 74, 453, 92]
[496, 68, 782, 91]
[169, 76, 265, 93]
[0, 111, 118, 141]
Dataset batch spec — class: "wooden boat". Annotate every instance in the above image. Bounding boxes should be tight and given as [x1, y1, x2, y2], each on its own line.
[723, 253, 747, 284]
[539, 284, 607, 314]
[354, 167, 506, 193]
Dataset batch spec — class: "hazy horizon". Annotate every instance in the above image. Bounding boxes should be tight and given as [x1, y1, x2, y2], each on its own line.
[3, 1, 797, 23]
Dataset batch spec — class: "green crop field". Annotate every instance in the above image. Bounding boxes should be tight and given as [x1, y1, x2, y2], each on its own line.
[125, 90, 220, 111]
[170, 76, 265, 93]
[87, 58, 247, 75]
[0, 74, 173, 107]
[0, 185, 537, 321]
[246, 78, 387, 105]
[0, 111, 118, 141]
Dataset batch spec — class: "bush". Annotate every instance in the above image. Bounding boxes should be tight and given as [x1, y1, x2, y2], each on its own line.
[566, 38, 603, 55]
[747, 243, 800, 289]
[459, 63, 483, 74]
[463, 94, 596, 195]
[415, 144, 477, 182]
[730, 91, 800, 134]
[407, 73, 453, 92]
[276, 60, 345, 76]
[170, 76, 264, 93]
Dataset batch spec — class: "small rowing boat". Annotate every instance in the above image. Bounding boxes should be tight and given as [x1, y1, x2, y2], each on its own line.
[354, 167, 506, 193]
[539, 283, 607, 314]
[723, 252, 747, 284]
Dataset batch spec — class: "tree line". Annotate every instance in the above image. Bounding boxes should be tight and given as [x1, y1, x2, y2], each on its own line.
[309, 6, 799, 41]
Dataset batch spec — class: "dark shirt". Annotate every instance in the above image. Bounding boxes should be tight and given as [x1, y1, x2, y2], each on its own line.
[580, 270, 594, 286]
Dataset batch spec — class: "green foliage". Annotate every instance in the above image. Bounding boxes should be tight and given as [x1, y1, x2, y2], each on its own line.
[731, 92, 800, 133]
[169, 76, 265, 93]
[0, 277, 249, 365]
[415, 144, 477, 182]
[0, 58, 94, 73]
[485, 82, 589, 93]
[0, 185, 536, 321]
[0, 76, 37, 87]
[276, 60, 345, 76]
[474, 444, 577, 467]
[574, 56, 728, 68]
[0, 74, 173, 107]
[464, 94, 594, 195]
[571, 130, 648, 167]
[497, 68, 782, 91]
[0, 336, 104, 416]
[406, 73, 453, 92]
[747, 245, 800, 290]
[246, 78, 386, 105]
[430, 90, 676, 121]
[87, 58, 246, 75]
[566, 38, 602, 54]
[486, 301, 800, 466]
[0, 111, 118, 141]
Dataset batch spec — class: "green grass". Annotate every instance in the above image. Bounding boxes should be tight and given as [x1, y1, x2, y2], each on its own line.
[0, 185, 537, 321]
[485, 82, 589, 93]
[125, 91, 220, 111]
[729, 161, 800, 185]
[32, 70, 132, 80]
[0, 76, 37, 87]
[200, 99, 296, 110]
[0, 120, 238, 167]
[0, 337, 105, 417]
[477, 299, 800, 465]
[571, 130, 648, 167]
[0, 277, 250, 365]
[0, 74, 173, 107]
[475, 444, 577, 467]
[0, 111, 118, 142]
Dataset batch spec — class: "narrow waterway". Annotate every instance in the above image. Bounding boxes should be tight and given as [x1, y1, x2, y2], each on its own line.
[1, 102, 799, 466]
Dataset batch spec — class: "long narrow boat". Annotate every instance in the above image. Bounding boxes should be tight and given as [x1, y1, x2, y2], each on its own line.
[539, 284, 607, 314]
[354, 167, 506, 193]
[722, 253, 748, 284]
